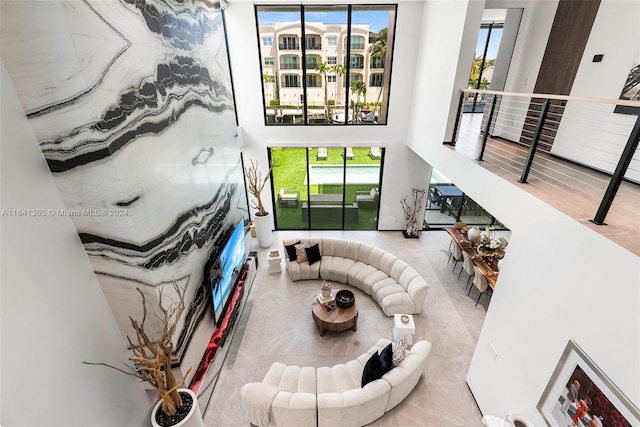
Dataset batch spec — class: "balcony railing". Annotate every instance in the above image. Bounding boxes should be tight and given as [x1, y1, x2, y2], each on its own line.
[306, 44, 322, 50]
[280, 63, 300, 70]
[279, 44, 299, 50]
[447, 89, 640, 255]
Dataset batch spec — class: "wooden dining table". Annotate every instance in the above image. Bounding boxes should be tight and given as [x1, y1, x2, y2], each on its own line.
[444, 227, 503, 288]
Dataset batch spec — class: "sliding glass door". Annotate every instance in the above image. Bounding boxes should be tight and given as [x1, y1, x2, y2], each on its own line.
[270, 147, 383, 230]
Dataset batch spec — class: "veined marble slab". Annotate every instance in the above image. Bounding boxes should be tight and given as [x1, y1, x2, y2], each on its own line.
[1, 0, 245, 365]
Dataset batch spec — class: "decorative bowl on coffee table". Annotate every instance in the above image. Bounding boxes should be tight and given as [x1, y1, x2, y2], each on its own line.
[335, 290, 355, 308]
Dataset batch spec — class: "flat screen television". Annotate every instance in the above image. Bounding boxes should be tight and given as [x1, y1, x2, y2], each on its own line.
[210, 220, 247, 325]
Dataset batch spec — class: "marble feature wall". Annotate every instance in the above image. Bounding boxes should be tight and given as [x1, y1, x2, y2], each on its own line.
[1, 0, 246, 363]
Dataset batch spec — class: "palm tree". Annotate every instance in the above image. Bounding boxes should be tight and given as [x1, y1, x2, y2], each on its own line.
[331, 63, 346, 107]
[262, 72, 279, 105]
[317, 61, 330, 122]
[469, 54, 482, 87]
[350, 80, 366, 121]
[469, 54, 495, 88]
[368, 28, 388, 116]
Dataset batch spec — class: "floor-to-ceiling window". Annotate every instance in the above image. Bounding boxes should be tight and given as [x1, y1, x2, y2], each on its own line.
[466, 18, 504, 113]
[424, 168, 505, 229]
[256, 5, 396, 125]
[270, 147, 383, 230]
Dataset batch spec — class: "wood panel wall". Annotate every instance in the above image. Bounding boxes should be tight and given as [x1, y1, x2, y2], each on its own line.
[519, 0, 601, 152]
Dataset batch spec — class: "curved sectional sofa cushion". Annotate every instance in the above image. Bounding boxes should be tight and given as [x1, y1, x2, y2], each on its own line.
[305, 244, 322, 265]
[283, 238, 429, 316]
[284, 241, 300, 261]
[241, 362, 317, 427]
[241, 338, 432, 427]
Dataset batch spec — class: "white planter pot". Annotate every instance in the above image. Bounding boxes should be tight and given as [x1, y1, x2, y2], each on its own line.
[151, 388, 203, 427]
[254, 213, 272, 248]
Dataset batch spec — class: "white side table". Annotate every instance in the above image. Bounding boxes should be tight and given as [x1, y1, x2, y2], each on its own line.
[392, 314, 415, 344]
[267, 250, 282, 273]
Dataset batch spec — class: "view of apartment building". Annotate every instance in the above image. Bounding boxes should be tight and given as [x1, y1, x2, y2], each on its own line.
[259, 22, 384, 107]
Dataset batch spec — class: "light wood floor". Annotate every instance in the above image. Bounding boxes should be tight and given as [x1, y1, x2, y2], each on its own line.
[450, 113, 640, 256]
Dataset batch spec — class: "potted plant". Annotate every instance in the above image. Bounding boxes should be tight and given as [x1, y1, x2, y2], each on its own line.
[401, 188, 426, 238]
[85, 281, 203, 427]
[477, 226, 500, 255]
[245, 159, 273, 248]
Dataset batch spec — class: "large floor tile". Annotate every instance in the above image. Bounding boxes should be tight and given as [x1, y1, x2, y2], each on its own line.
[202, 230, 488, 426]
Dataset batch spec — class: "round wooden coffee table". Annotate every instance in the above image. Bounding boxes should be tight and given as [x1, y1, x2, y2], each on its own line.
[311, 298, 358, 336]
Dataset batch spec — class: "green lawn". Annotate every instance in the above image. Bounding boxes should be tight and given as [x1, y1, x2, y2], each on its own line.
[270, 147, 381, 229]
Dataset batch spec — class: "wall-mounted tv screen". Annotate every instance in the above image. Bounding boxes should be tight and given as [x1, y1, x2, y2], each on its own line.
[210, 220, 247, 325]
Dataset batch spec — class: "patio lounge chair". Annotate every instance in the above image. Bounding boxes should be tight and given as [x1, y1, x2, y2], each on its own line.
[369, 147, 381, 159]
[278, 188, 300, 207]
[317, 147, 328, 161]
[356, 188, 379, 208]
[344, 147, 355, 160]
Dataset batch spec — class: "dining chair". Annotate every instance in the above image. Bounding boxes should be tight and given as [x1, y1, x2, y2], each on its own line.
[459, 251, 476, 288]
[453, 221, 466, 230]
[449, 221, 467, 251]
[498, 237, 509, 248]
[470, 265, 491, 307]
[428, 188, 441, 209]
[449, 240, 463, 273]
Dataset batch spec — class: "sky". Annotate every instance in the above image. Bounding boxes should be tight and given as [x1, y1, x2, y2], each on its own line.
[476, 27, 502, 60]
[258, 10, 392, 33]
[259, 9, 501, 60]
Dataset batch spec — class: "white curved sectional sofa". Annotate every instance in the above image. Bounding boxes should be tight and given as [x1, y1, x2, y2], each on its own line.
[241, 338, 432, 427]
[283, 238, 429, 316]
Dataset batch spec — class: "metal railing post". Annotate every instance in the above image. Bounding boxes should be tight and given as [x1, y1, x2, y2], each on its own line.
[477, 94, 498, 161]
[447, 91, 465, 145]
[455, 193, 466, 221]
[591, 113, 640, 225]
[519, 99, 550, 183]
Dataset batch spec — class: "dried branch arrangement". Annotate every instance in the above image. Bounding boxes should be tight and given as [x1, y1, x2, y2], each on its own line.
[84, 280, 190, 416]
[401, 188, 426, 237]
[245, 159, 273, 216]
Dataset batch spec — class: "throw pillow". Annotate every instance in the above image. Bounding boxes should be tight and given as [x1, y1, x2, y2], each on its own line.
[361, 351, 383, 387]
[392, 335, 408, 367]
[305, 243, 322, 265]
[295, 242, 310, 263]
[284, 241, 300, 261]
[379, 343, 393, 375]
[370, 188, 378, 201]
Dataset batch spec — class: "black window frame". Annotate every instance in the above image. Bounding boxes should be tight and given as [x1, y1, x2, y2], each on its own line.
[256, 4, 397, 126]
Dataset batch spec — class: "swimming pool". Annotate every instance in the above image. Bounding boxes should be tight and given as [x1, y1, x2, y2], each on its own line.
[307, 165, 381, 185]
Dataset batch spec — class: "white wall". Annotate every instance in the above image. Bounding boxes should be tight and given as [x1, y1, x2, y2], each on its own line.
[407, 0, 483, 150]
[552, 0, 640, 182]
[486, 0, 558, 141]
[407, 0, 640, 423]
[224, 0, 431, 230]
[1, 64, 152, 426]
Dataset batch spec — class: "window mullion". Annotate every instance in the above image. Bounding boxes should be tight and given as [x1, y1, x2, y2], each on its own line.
[300, 5, 308, 124]
[345, 5, 351, 125]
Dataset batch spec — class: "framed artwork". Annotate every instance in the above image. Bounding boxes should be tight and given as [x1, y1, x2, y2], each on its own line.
[537, 340, 640, 427]
[614, 50, 640, 115]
